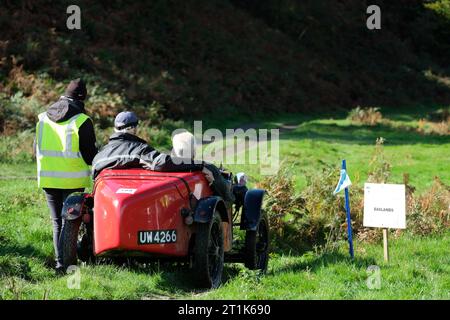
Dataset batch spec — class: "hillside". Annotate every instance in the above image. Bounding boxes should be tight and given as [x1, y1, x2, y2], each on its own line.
[0, 1, 449, 302]
[1, 0, 450, 136]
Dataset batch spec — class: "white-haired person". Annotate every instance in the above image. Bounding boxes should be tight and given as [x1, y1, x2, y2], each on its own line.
[92, 111, 206, 179]
[171, 130, 235, 204]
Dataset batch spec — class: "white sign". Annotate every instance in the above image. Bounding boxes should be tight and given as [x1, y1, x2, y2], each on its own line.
[363, 183, 406, 229]
[116, 188, 137, 194]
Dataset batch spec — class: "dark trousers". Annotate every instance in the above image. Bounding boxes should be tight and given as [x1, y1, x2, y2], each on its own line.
[43, 188, 84, 267]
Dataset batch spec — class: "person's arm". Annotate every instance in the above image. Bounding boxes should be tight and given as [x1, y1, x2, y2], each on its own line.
[139, 146, 204, 172]
[202, 162, 235, 203]
[78, 119, 98, 165]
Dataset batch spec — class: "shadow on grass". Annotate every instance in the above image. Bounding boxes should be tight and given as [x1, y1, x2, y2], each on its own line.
[0, 242, 53, 266]
[150, 263, 242, 296]
[101, 258, 242, 295]
[270, 251, 377, 276]
[0, 241, 55, 280]
[143, 251, 378, 294]
[202, 105, 448, 147]
[281, 121, 449, 145]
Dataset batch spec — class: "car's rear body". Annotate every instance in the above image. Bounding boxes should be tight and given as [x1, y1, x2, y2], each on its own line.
[92, 169, 213, 257]
[60, 167, 269, 288]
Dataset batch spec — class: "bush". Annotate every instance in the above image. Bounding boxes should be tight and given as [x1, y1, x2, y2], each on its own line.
[407, 177, 450, 236]
[256, 162, 363, 253]
[417, 119, 450, 136]
[0, 91, 44, 135]
[0, 130, 35, 163]
[0, 63, 58, 134]
[0, 64, 175, 158]
[347, 106, 383, 126]
[425, 0, 450, 20]
[300, 165, 364, 252]
[367, 137, 391, 184]
[256, 163, 309, 253]
[86, 85, 127, 129]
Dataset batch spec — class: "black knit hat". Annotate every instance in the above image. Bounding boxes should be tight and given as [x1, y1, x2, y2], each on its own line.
[65, 78, 87, 101]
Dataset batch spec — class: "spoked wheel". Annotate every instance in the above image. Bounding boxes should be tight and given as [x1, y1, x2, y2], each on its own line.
[192, 211, 224, 289]
[244, 211, 270, 271]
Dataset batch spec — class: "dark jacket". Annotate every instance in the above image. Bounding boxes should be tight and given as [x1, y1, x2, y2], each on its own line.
[203, 163, 235, 203]
[34, 96, 98, 165]
[92, 132, 204, 179]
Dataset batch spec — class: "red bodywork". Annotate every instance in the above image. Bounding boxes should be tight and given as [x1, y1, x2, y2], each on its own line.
[92, 169, 231, 258]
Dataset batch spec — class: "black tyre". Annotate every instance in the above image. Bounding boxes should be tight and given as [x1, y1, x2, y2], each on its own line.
[61, 218, 82, 268]
[192, 211, 224, 289]
[244, 211, 270, 271]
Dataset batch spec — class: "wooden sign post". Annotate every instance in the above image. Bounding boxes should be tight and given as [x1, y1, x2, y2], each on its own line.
[363, 183, 406, 263]
[382, 228, 389, 262]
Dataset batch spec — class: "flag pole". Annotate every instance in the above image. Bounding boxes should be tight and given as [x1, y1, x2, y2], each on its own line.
[342, 159, 354, 259]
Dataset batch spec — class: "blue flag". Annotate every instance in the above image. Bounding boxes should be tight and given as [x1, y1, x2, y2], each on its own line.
[333, 169, 352, 195]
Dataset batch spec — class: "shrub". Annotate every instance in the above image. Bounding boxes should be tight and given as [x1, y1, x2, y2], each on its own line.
[407, 177, 450, 236]
[417, 103, 450, 137]
[347, 106, 383, 126]
[0, 91, 43, 134]
[256, 162, 363, 253]
[0, 130, 35, 163]
[425, 0, 450, 20]
[0, 63, 176, 157]
[300, 165, 364, 252]
[367, 137, 391, 184]
[0, 63, 59, 134]
[256, 163, 308, 253]
[417, 118, 450, 136]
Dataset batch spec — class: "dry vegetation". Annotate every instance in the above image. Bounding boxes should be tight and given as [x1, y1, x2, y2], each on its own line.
[347, 106, 383, 126]
[347, 106, 450, 136]
[418, 107, 450, 135]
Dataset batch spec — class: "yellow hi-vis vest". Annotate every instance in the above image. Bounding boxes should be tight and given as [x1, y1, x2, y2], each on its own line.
[36, 112, 91, 189]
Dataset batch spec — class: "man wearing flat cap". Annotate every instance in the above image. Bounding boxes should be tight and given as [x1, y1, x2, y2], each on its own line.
[92, 111, 205, 179]
[35, 78, 97, 273]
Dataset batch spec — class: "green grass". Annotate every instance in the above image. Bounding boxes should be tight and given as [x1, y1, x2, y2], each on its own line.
[202, 234, 450, 300]
[204, 107, 449, 193]
[0, 108, 449, 299]
[0, 176, 448, 299]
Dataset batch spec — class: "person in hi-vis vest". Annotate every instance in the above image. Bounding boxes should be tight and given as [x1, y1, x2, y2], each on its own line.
[35, 79, 97, 273]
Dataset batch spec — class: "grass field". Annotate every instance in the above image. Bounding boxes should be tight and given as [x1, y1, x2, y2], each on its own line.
[0, 107, 449, 299]
[203, 106, 449, 193]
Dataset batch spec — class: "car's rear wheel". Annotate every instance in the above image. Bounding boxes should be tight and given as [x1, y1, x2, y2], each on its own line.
[61, 217, 94, 268]
[244, 211, 270, 271]
[61, 217, 82, 268]
[192, 211, 224, 289]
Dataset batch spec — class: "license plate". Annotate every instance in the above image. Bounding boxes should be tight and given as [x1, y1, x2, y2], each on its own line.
[138, 230, 177, 244]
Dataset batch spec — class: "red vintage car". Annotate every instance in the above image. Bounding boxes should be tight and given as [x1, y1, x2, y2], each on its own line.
[60, 168, 269, 288]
